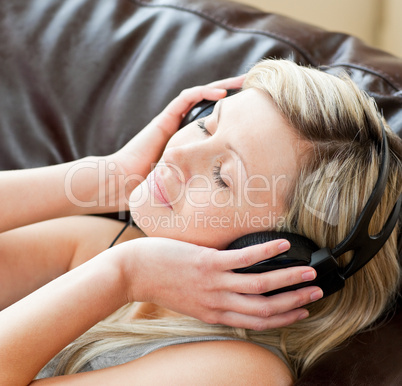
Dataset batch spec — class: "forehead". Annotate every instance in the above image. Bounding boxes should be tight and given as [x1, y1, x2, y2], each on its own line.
[219, 88, 303, 182]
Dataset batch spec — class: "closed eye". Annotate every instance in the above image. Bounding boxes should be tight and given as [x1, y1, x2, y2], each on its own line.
[213, 165, 229, 189]
[197, 119, 210, 136]
[198, 119, 229, 189]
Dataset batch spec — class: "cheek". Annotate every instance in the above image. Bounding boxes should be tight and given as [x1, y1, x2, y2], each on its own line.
[177, 216, 238, 249]
[177, 203, 243, 248]
[211, 189, 234, 207]
[183, 186, 233, 209]
[241, 173, 291, 213]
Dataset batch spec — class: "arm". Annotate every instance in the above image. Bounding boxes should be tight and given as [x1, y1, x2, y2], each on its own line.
[0, 215, 143, 310]
[0, 158, 106, 233]
[0, 244, 127, 385]
[0, 237, 320, 385]
[0, 76, 244, 234]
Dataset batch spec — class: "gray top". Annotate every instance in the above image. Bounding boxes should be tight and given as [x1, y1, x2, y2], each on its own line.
[36, 335, 288, 379]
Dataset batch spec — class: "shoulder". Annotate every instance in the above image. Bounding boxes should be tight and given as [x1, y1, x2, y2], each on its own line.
[33, 339, 294, 385]
[127, 339, 294, 385]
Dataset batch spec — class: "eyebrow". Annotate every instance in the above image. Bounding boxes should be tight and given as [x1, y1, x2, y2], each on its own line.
[215, 100, 249, 179]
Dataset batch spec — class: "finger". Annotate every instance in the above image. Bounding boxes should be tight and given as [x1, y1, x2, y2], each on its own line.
[153, 78, 245, 136]
[150, 87, 227, 138]
[162, 86, 226, 120]
[224, 265, 318, 295]
[217, 287, 323, 319]
[211, 307, 310, 331]
[216, 239, 291, 271]
[207, 74, 246, 89]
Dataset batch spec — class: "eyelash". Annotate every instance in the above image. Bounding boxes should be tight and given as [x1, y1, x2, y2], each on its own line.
[197, 119, 229, 189]
[213, 165, 229, 189]
[197, 119, 209, 135]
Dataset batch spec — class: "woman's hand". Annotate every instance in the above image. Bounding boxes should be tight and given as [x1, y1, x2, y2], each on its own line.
[0, 234, 320, 383]
[122, 237, 323, 331]
[108, 75, 245, 203]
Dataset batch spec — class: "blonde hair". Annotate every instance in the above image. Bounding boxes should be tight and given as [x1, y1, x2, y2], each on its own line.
[46, 60, 402, 378]
[243, 59, 401, 373]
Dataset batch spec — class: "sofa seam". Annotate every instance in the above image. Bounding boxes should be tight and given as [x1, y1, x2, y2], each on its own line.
[328, 63, 402, 93]
[129, 0, 317, 65]
[331, 62, 402, 92]
[130, 0, 402, 93]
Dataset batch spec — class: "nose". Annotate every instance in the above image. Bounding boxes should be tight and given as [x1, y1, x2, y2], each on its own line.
[162, 145, 192, 184]
[162, 141, 210, 184]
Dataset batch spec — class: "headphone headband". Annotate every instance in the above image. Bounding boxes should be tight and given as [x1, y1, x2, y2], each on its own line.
[332, 116, 402, 278]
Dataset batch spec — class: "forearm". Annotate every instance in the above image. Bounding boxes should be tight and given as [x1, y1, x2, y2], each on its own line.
[0, 156, 133, 233]
[0, 236, 321, 384]
[0, 245, 129, 385]
[0, 78, 244, 234]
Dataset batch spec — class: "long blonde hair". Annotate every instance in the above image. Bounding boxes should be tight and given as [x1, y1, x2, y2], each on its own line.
[47, 60, 402, 378]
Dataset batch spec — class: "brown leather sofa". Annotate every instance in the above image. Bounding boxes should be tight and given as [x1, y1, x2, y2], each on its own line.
[1, 1, 401, 384]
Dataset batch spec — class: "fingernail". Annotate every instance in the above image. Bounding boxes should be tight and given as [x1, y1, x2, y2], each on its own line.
[213, 88, 227, 95]
[278, 241, 290, 252]
[298, 310, 309, 320]
[310, 289, 324, 301]
[301, 270, 316, 281]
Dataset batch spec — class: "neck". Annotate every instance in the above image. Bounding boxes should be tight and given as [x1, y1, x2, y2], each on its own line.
[130, 302, 183, 321]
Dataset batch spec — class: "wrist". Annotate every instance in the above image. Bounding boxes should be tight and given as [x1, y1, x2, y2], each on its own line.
[115, 239, 150, 304]
[106, 153, 148, 212]
[64, 156, 134, 214]
[98, 244, 132, 307]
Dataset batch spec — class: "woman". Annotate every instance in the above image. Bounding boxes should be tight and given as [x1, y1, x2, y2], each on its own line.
[1, 59, 401, 384]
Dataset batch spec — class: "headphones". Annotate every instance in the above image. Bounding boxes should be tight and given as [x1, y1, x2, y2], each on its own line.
[181, 91, 402, 298]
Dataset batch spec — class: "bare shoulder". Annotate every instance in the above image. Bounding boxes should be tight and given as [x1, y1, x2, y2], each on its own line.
[30, 340, 293, 385]
[127, 339, 294, 385]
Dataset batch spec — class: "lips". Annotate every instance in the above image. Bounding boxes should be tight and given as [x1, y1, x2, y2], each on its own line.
[147, 169, 173, 209]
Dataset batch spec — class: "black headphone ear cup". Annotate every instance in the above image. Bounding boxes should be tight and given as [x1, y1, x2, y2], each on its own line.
[179, 100, 216, 129]
[228, 231, 319, 273]
[179, 89, 240, 129]
[227, 231, 318, 251]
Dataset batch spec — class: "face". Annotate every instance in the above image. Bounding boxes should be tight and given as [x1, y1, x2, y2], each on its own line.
[129, 88, 305, 249]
